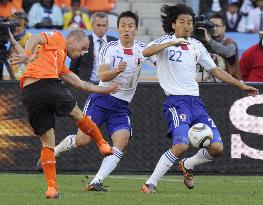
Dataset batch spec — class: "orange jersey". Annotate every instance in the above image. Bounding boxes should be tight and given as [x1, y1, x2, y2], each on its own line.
[21, 31, 71, 87]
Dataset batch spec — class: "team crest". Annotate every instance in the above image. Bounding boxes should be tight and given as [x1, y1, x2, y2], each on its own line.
[179, 114, 187, 121]
[135, 58, 142, 66]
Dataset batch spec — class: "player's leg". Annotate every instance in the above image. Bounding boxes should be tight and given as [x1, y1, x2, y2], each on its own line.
[179, 97, 223, 188]
[142, 96, 191, 193]
[87, 129, 130, 192]
[182, 117, 223, 170]
[86, 98, 131, 192]
[55, 93, 106, 157]
[39, 128, 59, 199]
[54, 131, 93, 157]
[21, 79, 60, 199]
[142, 126, 189, 193]
[68, 105, 112, 156]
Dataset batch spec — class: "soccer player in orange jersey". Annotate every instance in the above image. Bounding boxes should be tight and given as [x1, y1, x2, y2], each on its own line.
[10, 30, 118, 199]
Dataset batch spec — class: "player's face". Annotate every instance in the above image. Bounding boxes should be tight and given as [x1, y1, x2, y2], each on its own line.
[172, 14, 193, 38]
[210, 18, 225, 38]
[92, 17, 108, 38]
[118, 17, 138, 43]
[67, 37, 89, 59]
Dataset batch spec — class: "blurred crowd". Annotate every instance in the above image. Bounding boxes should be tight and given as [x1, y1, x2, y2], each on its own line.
[0, 0, 263, 82]
[1, 0, 263, 33]
[198, 0, 263, 33]
[0, 0, 116, 30]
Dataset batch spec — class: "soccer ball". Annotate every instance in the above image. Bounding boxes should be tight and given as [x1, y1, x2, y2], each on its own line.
[188, 123, 213, 148]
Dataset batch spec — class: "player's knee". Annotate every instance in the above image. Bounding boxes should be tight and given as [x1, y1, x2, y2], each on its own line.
[113, 138, 129, 151]
[170, 144, 189, 158]
[75, 132, 92, 147]
[112, 130, 130, 151]
[69, 104, 83, 121]
[208, 142, 223, 158]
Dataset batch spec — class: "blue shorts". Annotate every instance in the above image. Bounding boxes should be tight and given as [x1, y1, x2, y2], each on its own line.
[83, 93, 132, 137]
[163, 95, 222, 145]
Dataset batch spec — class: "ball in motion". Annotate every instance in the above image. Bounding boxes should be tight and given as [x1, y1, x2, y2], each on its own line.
[188, 123, 213, 148]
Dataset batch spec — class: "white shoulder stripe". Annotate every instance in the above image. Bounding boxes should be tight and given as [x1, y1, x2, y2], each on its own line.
[155, 35, 172, 44]
[100, 41, 118, 57]
[135, 40, 146, 48]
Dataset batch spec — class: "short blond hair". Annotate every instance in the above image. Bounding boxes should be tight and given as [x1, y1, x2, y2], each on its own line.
[66, 29, 87, 42]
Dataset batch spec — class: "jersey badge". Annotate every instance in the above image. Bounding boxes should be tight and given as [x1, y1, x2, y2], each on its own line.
[135, 58, 142, 66]
[179, 114, 187, 121]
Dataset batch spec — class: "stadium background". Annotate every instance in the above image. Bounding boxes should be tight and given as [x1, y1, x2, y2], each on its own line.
[1, 81, 263, 173]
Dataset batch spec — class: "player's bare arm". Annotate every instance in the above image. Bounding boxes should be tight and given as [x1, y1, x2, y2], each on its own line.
[142, 38, 188, 57]
[9, 34, 45, 65]
[210, 68, 259, 96]
[8, 29, 24, 54]
[99, 61, 127, 82]
[60, 72, 119, 94]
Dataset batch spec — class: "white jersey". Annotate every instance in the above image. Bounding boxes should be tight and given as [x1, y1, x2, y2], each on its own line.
[98, 40, 146, 102]
[148, 34, 216, 96]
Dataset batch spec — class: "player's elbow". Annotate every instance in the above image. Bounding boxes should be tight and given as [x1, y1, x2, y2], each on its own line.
[142, 48, 152, 57]
[99, 72, 107, 82]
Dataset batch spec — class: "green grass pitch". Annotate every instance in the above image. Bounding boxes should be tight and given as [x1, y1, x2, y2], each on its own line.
[0, 173, 262, 205]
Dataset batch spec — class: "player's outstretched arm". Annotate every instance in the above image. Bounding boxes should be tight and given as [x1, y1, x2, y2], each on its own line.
[210, 68, 259, 96]
[9, 29, 24, 55]
[9, 34, 45, 65]
[142, 38, 188, 57]
[60, 72, 119, 94]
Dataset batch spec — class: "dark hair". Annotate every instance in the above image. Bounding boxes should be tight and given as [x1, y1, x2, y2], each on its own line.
[117, 10, 139, 28]
[209, 13, 226, 26]
[91, 12, 108, 24]
[71, 0, 80, 6]
[161, 3, 195, 35]
[11, 12, 28, 26]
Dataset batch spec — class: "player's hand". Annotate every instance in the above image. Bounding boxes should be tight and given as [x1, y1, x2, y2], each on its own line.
[116, 61, 127, 74]
[171, 38, 189, 47]
[105, 82, 120, 94]
[9, 53, 37, 65]
[9, 53, 29, 65]
[8, 29, 17, 45]
[94, 83, 120, 94]
[240, 84, 259, 97]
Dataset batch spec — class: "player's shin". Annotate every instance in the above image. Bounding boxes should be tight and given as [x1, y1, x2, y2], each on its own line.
[183, 148, 213, 170]
[145, 150, 177, 186]
[90, 147, 123, 185]
[41, 147, 57, 188]
[76, 115, 106, 145]
[76, 115, 112, 156]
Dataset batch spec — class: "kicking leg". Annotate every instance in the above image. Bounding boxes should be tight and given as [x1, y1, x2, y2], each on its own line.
[183, 142, 223, 170]
[69, 105, 112, 156]
[179, 129, 223, 189]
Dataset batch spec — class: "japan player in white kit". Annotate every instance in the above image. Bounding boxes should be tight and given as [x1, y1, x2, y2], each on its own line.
[50, 11, 151, 191]
[141, 3, 258, 193]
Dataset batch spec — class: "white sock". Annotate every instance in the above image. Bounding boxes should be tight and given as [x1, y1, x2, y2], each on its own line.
[184, 148, 213, 170]
[90, 147, 123, 184]
[145, 149, 177, 186]
[54, 135, 76, 157]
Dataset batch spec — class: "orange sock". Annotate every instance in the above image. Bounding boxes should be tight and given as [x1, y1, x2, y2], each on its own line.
[41, 147, 57, 188]
[76, 115, 106, 145]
